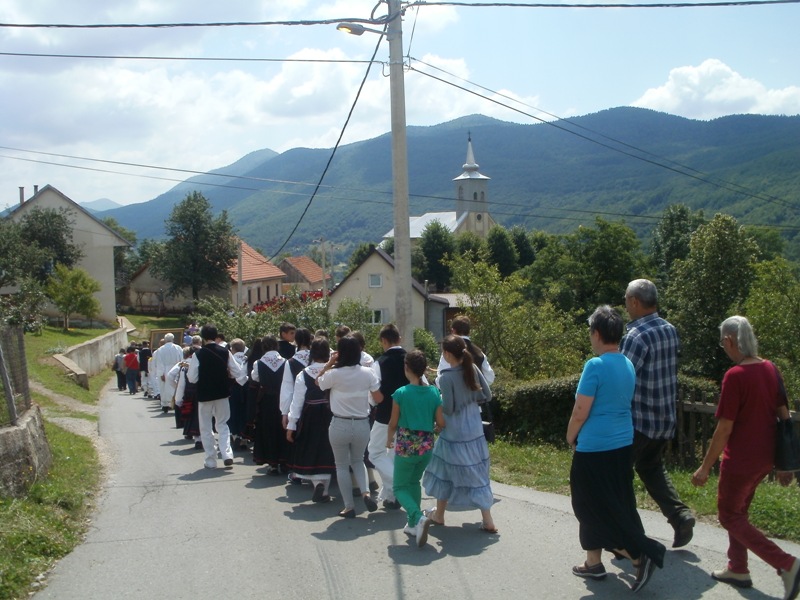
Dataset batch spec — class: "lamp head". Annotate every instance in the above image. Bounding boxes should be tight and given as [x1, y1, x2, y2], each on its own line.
[337, 22, 365, 36]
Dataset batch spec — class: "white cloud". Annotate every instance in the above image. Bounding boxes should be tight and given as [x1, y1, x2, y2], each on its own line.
[633, 59, 800, 119]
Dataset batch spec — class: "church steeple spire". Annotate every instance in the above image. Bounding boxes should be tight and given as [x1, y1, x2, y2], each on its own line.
[453, 133, 492, 237]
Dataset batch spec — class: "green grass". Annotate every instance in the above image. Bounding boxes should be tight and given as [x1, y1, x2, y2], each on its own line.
[0, 421, 100, 600]
[489, 439, 800, 543]
[123, 314, 186, 338]
[24, 326, 114, 405]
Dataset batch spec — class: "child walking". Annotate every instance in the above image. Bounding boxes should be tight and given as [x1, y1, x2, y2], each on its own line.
[387, 350, 445, 547]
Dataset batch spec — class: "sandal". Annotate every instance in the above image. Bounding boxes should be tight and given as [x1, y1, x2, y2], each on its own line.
[572, 562, 607, 580]
[423, 508, 444, 526]
[479, 524, 499, 534]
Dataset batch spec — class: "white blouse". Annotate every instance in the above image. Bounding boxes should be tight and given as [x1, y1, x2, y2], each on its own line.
[317, 365, 379, 418]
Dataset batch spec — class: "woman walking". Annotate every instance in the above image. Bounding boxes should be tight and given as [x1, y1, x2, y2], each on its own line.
[567, 305, 665, 593]
[422, 335, 496, 539]
[692, 316, 800, 599]
[387, 350, 444, 546]
[317, 336, 382, 518]
[123, 346, 139, 395]
[252, 336, 290, 470]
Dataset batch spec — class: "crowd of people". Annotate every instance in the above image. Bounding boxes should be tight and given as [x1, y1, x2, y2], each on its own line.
[113, 279, 800, 598]
[116, 316, 496, 549]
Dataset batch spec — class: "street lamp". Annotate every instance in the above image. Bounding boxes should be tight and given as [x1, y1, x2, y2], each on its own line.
[338, 0, 413, 350]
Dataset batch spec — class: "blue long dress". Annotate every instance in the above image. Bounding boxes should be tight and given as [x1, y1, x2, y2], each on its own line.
[422, 364, 493, 509]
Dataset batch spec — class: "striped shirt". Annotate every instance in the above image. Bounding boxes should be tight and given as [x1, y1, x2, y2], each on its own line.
[620, 312, 680, 440]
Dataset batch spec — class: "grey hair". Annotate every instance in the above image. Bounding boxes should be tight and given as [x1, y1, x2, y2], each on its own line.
[164, 333, 175, 342]
[626, 279, 658, 308]
[720, 316, 758, 358]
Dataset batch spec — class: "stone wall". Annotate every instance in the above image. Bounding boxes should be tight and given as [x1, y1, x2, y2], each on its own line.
[0, 405, 52, 497]
[60, 325, 130, 379]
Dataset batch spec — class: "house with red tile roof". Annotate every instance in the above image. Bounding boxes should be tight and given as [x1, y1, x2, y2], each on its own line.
[278, 256, 331, 292]
[230, 240, 286, 306]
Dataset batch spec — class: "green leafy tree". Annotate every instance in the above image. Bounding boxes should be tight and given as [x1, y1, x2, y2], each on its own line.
[454, 231, 487, 261]
[448, 253, 586, 380]
[46, 265, 101, 330]
[667, 213, 758, 380]
[18, 207, 84, 282]
[102, 217, 137, 288]
[744, 258, 800, 394]
[419, 220, 454, 292]
[743, 226, 786, 262]
[0, 219, 46, 288]
[150, 192, 238, 300]
[511, 225, 536, 268]
[651, 204, 705, 287]
[0, 276, 48, 333]
[486, 225, 519, 278]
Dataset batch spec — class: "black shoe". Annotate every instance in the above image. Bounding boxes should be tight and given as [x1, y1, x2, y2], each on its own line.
[632, 556, 656, 593]
[363, 494, 378, 512]
[312, 483, 326, 503]
[338, 508, 356, 519]
[194, 441, 203, 450]
[369, 481, 380, 493]
[673, 516, 696, 548]
[162, 406, 170, 413]
[572, 562, 607, 580]
[223, 458, 233, 469]
[288, 476, 303, 485]
[383, 499, 401, 510]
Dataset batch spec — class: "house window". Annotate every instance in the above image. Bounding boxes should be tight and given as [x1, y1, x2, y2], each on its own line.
[371, 309, 385, 324]
[257, 287, 261, 302]
[247, 289, 252, 304]
[368, 274, 383, 288]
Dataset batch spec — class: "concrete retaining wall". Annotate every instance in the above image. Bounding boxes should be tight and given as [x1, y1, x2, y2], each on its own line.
[59, 325, 130, 381]
[0, 405, 52, 497]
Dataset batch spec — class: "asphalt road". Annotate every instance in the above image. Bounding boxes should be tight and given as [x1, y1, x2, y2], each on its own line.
[35, 381, 800, 599]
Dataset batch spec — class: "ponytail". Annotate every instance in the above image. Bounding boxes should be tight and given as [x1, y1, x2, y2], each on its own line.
[442, 334, 480, 391]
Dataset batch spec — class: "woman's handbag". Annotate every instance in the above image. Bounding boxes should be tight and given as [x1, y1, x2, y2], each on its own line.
[773, 363, 800, 471]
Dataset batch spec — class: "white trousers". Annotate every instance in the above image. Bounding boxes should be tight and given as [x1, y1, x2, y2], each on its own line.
[198, 398, 232, 467]
[368, 421, 395, 501]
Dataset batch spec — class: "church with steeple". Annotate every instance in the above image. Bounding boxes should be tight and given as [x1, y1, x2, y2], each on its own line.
[382, 134, 496, 243]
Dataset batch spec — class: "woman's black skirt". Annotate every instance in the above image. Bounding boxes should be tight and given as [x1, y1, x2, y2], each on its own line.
[570, 445, 665, 567]
[253, 391, 290, 467]
[288, 403, 336, 476]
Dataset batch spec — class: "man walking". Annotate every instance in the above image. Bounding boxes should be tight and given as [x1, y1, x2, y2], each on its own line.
[369, 324, 407, 509]
[154, 334, 184, 412]
[187, 324, 247, 469]
[622, 278, 695, 548]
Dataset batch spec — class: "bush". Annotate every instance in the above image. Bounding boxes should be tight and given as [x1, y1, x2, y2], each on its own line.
[413, 328, 440, 366]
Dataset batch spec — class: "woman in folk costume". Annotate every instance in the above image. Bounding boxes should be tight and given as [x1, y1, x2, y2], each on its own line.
[286, 337, 336, 503]
[279, 328, 313, 482]
[243, 337, 266, 448]
[174, 346, 201, 447]
[251, 336, 290, 471]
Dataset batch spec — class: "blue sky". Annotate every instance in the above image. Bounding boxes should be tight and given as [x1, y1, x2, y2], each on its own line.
[1, 0, 798, 208]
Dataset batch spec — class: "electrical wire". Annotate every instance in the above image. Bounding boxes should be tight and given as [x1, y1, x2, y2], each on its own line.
[409, 0, 799, 8]
[265, 26, 388, 260]
[0, 51, 375, 64]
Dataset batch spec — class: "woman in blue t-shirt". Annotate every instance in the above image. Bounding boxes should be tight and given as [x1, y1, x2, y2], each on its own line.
[566, 305, 665, 593]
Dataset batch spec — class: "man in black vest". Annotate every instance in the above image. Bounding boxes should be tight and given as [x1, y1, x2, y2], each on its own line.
[278, 322, 296, 359]
[435, 315, 495, 386]
[187, 324, 247, 469]
[368, 324, 407, 509]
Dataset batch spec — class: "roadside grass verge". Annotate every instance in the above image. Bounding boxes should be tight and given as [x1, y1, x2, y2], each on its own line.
[24, 326, 113, 405]
[489, 438, 800, 543]
[0, 421, 100, 600]
[123, 314, 185, 338]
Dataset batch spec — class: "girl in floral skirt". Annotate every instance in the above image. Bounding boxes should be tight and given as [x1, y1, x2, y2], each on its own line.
[387, 350, 445, 547]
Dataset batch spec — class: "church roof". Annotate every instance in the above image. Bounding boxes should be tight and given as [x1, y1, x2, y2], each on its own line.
[383, 211, 468, 239]
[453, 136, 490, 182]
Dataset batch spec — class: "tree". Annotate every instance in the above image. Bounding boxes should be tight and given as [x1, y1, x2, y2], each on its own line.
[743, 226, 786, 262]
[650, 204, 705, 287]
[347, 242, 375, 276]
[0, 276, 48, 333]
[454, 231, 487, 261]
[486, 225, 519, 278]
[744, 258, 800, 393]
[18, 207, 84, 282]
[419, 220, 454, 292]
[46, 265, 101, 330]
[150, 192, 238, 300]
[102, 217, 137, 288]
[511, 225, 536, 268]
[667, 213, 758, 380]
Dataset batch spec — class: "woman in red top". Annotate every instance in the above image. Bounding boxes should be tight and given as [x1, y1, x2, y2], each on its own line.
[123, 346, 139, 395]
[692, 316, 800, 599]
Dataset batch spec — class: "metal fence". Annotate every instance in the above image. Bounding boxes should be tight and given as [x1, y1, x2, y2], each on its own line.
[0, 325, 32, 427]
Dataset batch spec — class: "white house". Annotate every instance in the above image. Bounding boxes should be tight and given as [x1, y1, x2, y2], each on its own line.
[5, 185, 131, 325]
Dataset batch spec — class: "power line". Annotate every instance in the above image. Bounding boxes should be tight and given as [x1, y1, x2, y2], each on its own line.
[0, 51, 375, 64]
[410, 0, 799, 8]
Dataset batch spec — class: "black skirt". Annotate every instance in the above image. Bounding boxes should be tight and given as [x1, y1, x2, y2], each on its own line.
[288, 402, 336, 476]
[570, 445, 665, 567]
[253, 391, 290, 466]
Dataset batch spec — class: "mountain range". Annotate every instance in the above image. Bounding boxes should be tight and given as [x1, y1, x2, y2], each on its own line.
[96, 107, 800, 262]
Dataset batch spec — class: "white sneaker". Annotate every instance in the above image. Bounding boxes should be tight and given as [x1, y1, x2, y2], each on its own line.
[415, 516, 431, 548]
[403, 524, 415, 536]
[782, 558, 800, 600]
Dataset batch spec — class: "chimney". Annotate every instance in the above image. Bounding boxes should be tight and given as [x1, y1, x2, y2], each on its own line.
[19, 186, 24, 205]
[33, 185, 39, 194]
